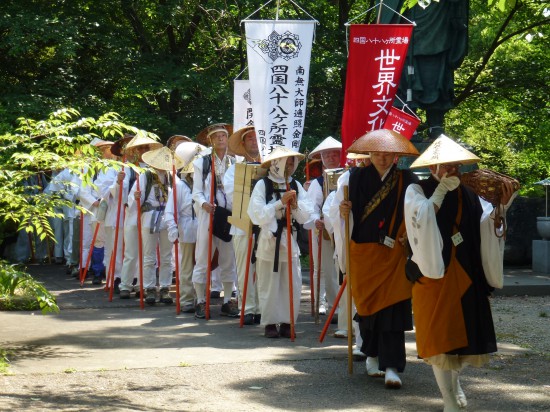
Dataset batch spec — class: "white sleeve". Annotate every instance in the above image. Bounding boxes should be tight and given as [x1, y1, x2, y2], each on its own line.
[404, 184, 445, 279]
[247, 179, 283, 227]
[292, 181, 313, 225]
[329, 171, 353, 274]
[322, 191, 336, 234]
[223, 164, 235, 211]
[479, 197, 506, 288]
[192, 157, 208, 208]
[303, 179, 323, 230]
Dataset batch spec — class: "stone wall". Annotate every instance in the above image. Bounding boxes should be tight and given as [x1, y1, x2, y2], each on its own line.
[505, 197, 546, 265]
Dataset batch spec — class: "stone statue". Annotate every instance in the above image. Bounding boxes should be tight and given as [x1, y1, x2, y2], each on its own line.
[380, 0, 469, 140]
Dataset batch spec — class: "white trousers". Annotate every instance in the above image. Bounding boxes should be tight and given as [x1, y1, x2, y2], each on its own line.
[311, 232, 338, 310]
[104, 226, 124, 279]
[233, 233, 259, 315]
[192, 209, 236, 286]
[177, 242, 195, 306]
[120, 224, 139, 291]
[256, 257, 301, 326]
[51, 215, 73, 260]
[142, 227, 172, 289]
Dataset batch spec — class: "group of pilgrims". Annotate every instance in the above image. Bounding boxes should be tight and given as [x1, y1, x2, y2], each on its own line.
[17, 123, 517, 412]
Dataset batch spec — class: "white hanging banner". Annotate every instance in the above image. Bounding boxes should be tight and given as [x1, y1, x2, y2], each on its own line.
[233, 79, 254, 132]
[245, 20, 315, 159]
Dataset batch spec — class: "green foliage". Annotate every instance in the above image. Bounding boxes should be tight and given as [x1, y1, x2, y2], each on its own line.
[0, 0, 548, 192]
[0, 262, 59, 314]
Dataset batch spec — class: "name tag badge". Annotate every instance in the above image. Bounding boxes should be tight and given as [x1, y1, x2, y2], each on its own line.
[383, 236, 395, 249]
[451, 232, 464, 246]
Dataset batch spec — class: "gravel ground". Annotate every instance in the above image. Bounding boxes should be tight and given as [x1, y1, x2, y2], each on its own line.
[1, 295, 549, 411]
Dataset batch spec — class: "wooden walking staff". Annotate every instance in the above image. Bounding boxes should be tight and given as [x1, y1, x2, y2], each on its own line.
[172, 157, 182, 315]
[304, 149, 315, 316]
[344, 185, 353, 374]
[284, 168, 296, 341]
[205, 148, 216, 320]
[315, 227, 322, 325]
[239, 233, 254, 328]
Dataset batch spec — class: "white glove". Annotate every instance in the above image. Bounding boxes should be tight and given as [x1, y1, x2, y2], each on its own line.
[167, 226, 179, 243]
[430, 173, 460, 209]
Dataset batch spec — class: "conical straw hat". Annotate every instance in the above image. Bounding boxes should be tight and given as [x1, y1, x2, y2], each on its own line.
[166, 135, 192, 151]
[228, 126, 256, 156]
[175, 142, 208, 174]
[125, 133, 163, 155]
[309, 136, 342, 159]
[196, 123, 233, 147]
[347, 129, 419, 157]
[260, 146, 305, 169]
[142, 146, 185, 171]
[409, 134, 480, 169]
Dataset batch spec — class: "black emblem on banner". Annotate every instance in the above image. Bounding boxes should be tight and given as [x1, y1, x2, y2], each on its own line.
[259, 31, 301, 61]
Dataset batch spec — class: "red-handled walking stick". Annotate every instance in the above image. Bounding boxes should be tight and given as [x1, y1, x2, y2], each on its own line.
[319, 276, 347, 343]
[172, 159, 181, 315]
[80, 221, 100, 286]
[108, 157, 127, 301]
[284, 169, 296, 341]
[135, 172, 145, 310]
[205, 151, 216, 320]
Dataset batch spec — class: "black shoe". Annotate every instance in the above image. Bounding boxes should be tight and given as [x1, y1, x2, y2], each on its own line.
[92, 276, 102, 285]
[210, 290, 221, 299]
[159, 287, 173, 305]
[279, 323, 292, 338]
[243, 314, 255, 326]
[231, 290, 237, 298]
[264, 324, 279, 338]
[221, 300, 240, 317]
[254, 314, 262, 324]
[145, 288, 156, 305]
[330, 314, 338, 325]
[132, 277, 137, 286]
[114, 278, 121, 294]
[195, 302, 206, 319]
[100, 268, 106, 279]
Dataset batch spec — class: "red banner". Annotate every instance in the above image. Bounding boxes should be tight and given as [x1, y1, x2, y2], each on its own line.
[383, 106, 420, 140]
[341, 24, 414, 163]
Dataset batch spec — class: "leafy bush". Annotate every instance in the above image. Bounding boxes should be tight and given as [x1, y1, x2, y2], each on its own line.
[0, 261, 59, 314]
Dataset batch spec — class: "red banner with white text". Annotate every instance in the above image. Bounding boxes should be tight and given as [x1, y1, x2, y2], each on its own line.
[341, 24, 413, 164]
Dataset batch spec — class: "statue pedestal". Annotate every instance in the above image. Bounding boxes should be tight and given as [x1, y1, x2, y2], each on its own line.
[532, 240, 550, 273]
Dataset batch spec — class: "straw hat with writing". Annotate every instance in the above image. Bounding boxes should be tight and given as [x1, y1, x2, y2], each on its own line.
[347, 129, 419, 157]
[196, 123, 233, 147]
[409, 134, 480, 169]
[309, 136, 342, 159]
[142, 146, 185, 171]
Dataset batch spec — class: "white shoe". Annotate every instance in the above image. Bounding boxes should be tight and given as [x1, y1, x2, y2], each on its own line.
[384, 368, 402, 389]
[352, 348, 367, 361]
[333, 329, 347, 338]
[366, 357, 385, 377]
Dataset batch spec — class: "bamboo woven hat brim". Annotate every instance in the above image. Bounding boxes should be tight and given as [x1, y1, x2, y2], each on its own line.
[142, 146, 185, 171]
[196, 123, 233, 147]
[166, 135, 192, 151]
[410, 134, 480, 169]
[309, 136, 342, 159]
[347, 129, 420, 157]
[125, 134, 163, 156]
[228, 126, 255, 156]
[260, 146, 305, 169]
[110, 135, 135, 157]
[347, 152, 370, 160]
